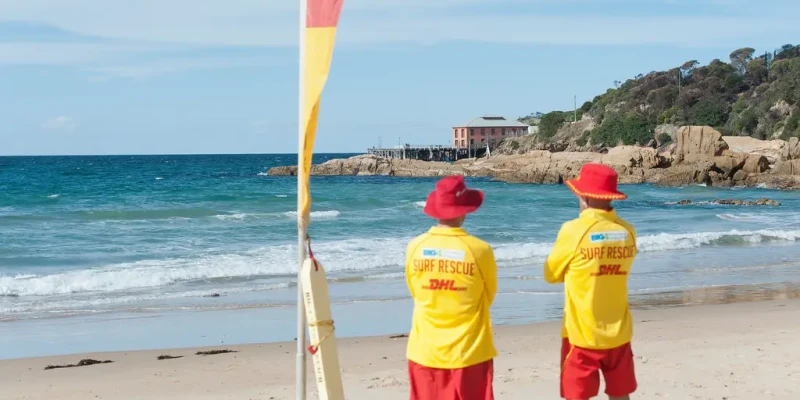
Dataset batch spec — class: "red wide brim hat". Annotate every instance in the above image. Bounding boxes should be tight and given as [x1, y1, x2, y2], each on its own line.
[565, 164, 628, 200]
[423, 175, 484, 220]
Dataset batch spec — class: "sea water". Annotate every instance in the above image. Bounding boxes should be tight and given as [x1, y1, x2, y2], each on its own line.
[1, 154, 799, 358]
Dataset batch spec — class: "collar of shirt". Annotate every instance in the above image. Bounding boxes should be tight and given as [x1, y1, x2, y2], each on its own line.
[428, 226, 468, 236]
[580, 208, 618, 221]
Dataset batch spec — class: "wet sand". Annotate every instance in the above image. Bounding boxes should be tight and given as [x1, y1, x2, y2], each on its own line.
[2, 295, 800, 399]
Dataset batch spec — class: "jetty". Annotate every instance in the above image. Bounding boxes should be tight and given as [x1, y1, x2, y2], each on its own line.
[366, 144, 487, 162]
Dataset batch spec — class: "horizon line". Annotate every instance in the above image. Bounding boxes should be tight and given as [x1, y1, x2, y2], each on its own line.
[0, 151, 365, 158]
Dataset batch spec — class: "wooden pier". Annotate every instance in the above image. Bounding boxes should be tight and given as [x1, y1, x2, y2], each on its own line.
[366, 145, 487, 162]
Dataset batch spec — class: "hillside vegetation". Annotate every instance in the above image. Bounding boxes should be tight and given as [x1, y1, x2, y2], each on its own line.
[518, 44, 800, 149]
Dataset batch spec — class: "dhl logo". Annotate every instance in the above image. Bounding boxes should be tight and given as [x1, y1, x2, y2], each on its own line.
[421, 279, 466, 291]
[590, 264, 628, 277]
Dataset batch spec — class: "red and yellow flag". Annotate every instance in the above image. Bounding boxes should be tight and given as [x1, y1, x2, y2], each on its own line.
[299, 0, 343, 223]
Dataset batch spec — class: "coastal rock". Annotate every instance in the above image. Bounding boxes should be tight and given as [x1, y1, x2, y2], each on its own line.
[674, 126, 728, 163]
[653, 161, 713, 186]
[268, 165, 297, 176]
[267, 125, 800, 189]
[745, 170, 800, 190]
[674, 198, 781, 206]
[709, 171, 734, 187]
[772, 159, 800, 175]
[712, 152, 747, 177]
[784, 137, 800, 160]
[267, 155, 461, 177]
[742, 154, 770, 174]
[601, 146, 662, 169]
[772, 137, 800, 175]
[722, 136, 787, 164]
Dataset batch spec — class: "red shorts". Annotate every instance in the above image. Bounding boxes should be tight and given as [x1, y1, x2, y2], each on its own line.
[408, 359, 494, 400]
[560, 338, 637, 399]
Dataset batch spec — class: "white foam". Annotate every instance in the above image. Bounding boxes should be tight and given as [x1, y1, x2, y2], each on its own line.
[716, 213, 754, 221]
[214, 213, 248, 221]
[284, 210, 340, 219]
[257, 172, 269, 176]
[414, 201, 426, 208]
[0, 237, 406, 297]
[3, 228, 798, 299]
[155, 177, 164, 180]
[47, 194, 60, 199]
[275, 194, 288, 198]
[637, 229, 800, 252]
[477, 229, 800, 264]
[0, 283, 291, 315]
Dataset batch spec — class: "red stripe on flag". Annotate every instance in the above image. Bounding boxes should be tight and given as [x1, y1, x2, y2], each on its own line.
[307, 0, 343, 28]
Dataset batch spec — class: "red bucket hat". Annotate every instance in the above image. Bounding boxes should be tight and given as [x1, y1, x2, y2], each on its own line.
[565, 164, 627, 200]
[423, 175, 484, 220]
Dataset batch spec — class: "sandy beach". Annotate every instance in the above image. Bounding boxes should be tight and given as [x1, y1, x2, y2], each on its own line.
[2, 298, 799, 400]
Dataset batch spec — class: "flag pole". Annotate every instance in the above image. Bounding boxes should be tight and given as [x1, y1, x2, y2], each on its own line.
[296, 0, 308, 398]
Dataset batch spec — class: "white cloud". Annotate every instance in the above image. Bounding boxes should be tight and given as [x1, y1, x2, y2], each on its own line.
[1, 0, 798, 74]
[41, 116, 79, 132]
[1, 0, 798, 47]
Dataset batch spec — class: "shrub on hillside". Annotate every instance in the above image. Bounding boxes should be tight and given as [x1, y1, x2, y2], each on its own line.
[590, 112, 654, 146]
[538, 111, 567, 138]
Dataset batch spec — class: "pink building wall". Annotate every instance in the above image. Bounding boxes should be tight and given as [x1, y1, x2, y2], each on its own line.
[451, 126, 527, 149]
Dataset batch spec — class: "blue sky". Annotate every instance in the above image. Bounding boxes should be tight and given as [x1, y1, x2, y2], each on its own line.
[1, 0, 799, 155]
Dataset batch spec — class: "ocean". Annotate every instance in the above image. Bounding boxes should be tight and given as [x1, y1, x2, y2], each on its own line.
[1, 154, 800, 359]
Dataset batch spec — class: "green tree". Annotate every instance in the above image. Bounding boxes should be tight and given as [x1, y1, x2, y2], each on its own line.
[657, 132, 672, 145]
[680, 60, 699, 79]
[746, 58, 768, 86]
[538, 111, 567, 138]
[771, 58, 800, 104]
[776, 44, 800, 61]
[735, 109, 759, 134]
[729, 47, 756, 75]
[691, 97, 729, 127]
[590, 112, 654, 146]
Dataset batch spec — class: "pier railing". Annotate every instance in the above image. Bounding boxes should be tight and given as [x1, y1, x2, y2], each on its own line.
[366, 144, 486, 162]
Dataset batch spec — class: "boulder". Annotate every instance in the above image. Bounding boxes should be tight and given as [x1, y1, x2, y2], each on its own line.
[741, 154, 770, 174]
[783, 137, 800, 160]
[712, 153, 746, 177]
[674, 198, 781, 206]
[712, 198, 781, 206]
[772, 159, 800, 175]
[653, 161, 713, 187]
[722, 136, 786, 164]
[744, 174, 800, 190]
[675, 126, 728, 163]
[601, 146, 661, 169]
[268, 166, 298, 176]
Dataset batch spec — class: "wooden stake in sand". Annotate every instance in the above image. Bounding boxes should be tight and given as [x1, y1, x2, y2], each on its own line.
[302, 256, 345, 400]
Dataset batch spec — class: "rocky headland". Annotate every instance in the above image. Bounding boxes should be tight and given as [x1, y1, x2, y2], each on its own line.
[268, 126, 800, 190]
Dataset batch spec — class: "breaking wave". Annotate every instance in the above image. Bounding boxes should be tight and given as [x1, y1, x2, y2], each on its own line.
[3, 229, 797, 299]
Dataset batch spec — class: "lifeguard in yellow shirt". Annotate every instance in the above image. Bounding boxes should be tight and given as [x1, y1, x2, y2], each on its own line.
[405, 175, 498, 400]
[545, 164, 638, 400]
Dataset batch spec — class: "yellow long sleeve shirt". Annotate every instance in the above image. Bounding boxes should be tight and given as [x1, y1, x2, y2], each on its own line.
[544, 208, 637, 350]
[405, 226, 498, 369]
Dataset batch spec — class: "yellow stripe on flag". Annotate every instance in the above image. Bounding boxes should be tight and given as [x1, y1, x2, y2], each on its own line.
[299, 26, 339, 222]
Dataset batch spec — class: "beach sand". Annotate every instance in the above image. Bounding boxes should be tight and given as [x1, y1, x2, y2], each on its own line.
[2, 299, 799, 400]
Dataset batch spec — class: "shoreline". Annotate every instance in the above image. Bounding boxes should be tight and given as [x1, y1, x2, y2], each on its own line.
[2, 298, 800, 399]
[3, 280, 800, 361]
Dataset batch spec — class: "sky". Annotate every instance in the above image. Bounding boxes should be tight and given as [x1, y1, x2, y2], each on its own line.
[1, 0, 799, 155]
